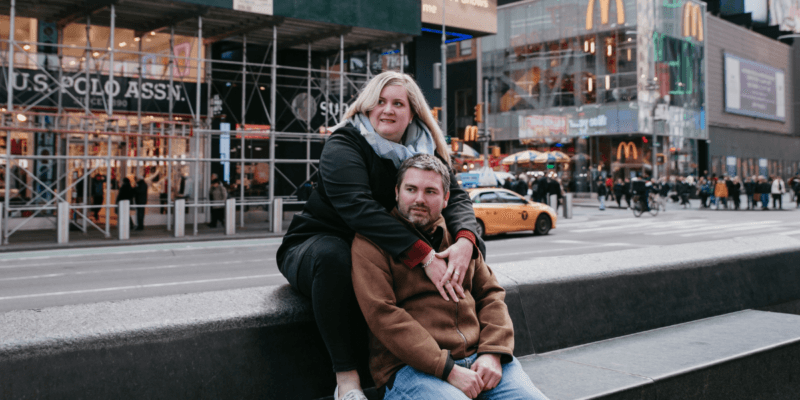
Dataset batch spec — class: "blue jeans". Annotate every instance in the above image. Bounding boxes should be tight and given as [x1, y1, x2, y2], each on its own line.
[598, 195, 605, 210]
[383, 354, 549, 400]
[761, 193, 770, 208]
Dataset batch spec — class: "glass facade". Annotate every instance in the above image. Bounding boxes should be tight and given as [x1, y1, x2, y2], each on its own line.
[482, 0, 706, 191]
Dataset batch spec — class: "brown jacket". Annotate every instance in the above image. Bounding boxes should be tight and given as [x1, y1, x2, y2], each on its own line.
[351, 209, 514, 388]
[714, 181, 728, 198]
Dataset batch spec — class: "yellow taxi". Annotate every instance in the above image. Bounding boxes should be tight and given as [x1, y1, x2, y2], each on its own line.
[468, 188, 557, 237]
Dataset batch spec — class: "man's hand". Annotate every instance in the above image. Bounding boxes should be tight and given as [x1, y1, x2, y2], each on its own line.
[423, 251, 464, 302]
[436, 237, 473, 292]
[446, 365, 484, 399]
[471, 354, 502, 392]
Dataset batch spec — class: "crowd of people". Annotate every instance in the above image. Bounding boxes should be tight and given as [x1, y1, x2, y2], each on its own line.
[592, 173, 800, 211]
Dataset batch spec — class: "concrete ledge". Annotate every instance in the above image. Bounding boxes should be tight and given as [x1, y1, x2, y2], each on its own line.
[493, 235, 800, 353]
[2, 235, 799, 399]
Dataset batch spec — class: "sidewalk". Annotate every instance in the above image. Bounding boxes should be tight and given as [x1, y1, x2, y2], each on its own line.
[0, 216, 291, 254]
[572, 194, 800, 211]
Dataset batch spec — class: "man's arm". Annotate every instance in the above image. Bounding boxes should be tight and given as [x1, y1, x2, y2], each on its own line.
[351, 235, 454, 380]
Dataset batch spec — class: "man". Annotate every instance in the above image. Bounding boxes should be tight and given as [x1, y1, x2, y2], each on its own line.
[596, 178, 607, 210]
[208, 179, 227, 228]
[351, 154, 548, 400]
[771, 175, 786, 209]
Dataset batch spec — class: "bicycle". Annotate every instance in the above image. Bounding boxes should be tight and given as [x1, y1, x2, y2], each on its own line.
[631, 192, 660, 217]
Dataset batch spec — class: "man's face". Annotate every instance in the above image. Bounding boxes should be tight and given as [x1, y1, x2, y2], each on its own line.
[396, 168, 449, 228]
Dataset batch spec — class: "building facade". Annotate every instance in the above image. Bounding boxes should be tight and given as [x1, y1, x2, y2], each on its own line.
[0, 0, 424, 244]
[481, 0, 708, 191]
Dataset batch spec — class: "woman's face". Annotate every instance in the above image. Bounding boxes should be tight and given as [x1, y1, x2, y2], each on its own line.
[368, 85, 412, 143]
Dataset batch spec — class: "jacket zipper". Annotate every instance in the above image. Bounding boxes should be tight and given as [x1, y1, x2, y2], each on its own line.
[454, 303, 467, 353]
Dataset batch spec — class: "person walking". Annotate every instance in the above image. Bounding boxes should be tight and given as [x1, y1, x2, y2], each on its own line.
[207, 179, 227, 228]
[91, 174, 106, 220]
[677, 177, 691, 208]
[605, 176, 615, 202]
[697, 177, 710, 208]
[597, 178, 607, 210]
[771, 175, 786, 209]
[623, 177, 632, 208]
[614, 178, 625, 208]
[513, 174, 528, 197]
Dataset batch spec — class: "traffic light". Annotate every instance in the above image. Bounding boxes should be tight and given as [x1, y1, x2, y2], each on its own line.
[464, 126, 478, 141]
[492, 146, 501, 157]
[451, 138, 459, 152]
[431, 107, 441, 121]
[474, 103, 483, 123]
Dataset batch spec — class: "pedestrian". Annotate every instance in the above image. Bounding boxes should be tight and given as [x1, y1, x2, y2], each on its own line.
[678, 177, 691, 208]
[605, 176, 615, 202]
[276, 71, 482, 400]
[548, 176, 564, 211]
[536, 173, 548, 203]
[116, 177, 136, 228]
[697, 177, 710, 208]
[597, 178, 607, 210]
[657, 177, 670, 211]
[91, 174, 106, 220]
[744, 176, 756, 210]
[134, 176, 148, 231]
[714, 176, 728, 209]
[614, 178, 625, 208]
[730, 177, 741, 210]
[757, 176, 771, 210]
[623, 177, 632, 208]
[208, 179, 227, 228]
[513, 174, 528, 197]
[771, 175, 786, 209]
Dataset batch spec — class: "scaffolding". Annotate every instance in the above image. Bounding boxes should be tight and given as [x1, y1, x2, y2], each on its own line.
[0, 0, 411, 244]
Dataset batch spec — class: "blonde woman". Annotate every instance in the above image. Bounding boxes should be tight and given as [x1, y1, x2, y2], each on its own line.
[277, 71, 484, 400]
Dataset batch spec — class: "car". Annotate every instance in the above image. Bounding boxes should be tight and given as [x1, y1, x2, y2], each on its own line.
[468, 187, 557, 237]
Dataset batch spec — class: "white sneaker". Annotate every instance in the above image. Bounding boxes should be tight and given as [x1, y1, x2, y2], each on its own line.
[334, 386, 368, 400]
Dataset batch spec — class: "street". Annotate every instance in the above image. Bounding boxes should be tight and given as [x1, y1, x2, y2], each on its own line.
[1, 201, 798, 313]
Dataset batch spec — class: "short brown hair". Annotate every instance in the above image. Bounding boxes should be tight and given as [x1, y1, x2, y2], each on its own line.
[396, 154, 451, 195]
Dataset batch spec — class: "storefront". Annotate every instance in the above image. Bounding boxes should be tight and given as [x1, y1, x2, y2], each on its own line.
[481, 0, 707, 191]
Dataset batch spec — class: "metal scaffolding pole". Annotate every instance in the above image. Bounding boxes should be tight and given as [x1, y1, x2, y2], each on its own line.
[268, 26, 276, 203]
[366, 50, 371, 80]
[400, 42, 404, 74]
[306, 43, 311, 181]
[240, 34, 247, 228]
[241, 34, 247, 128]
[6, 0, 15, 110]
[105, 130, 111, 237]
[339, 35, 344, 122]
[193, 16, 203, 235]
[166, 26, 175, 231]
[107, 4, 115, 117]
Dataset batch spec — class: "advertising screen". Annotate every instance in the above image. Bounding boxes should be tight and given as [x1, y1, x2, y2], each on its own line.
[422, 0, 497, 35]
[724, 53, 786, 122]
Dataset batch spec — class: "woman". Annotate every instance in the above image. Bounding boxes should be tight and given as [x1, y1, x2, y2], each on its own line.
[276, 71, 483, 400]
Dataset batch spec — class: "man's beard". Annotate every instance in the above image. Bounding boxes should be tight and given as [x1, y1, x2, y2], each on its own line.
[405, 203, 432, 228]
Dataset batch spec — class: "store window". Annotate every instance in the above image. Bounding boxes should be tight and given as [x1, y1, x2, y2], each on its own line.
[0, 16, 38, 69]
[447, 43, 457, 59]
[460, 40, 472, 56]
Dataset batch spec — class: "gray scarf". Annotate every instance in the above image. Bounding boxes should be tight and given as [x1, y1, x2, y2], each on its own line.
[348, 113, 437, 168]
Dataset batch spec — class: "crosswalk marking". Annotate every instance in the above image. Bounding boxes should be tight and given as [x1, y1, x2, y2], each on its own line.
[562, 218, 800, 239]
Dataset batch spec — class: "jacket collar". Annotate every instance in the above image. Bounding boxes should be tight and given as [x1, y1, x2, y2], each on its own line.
[390, 208, 449, 251]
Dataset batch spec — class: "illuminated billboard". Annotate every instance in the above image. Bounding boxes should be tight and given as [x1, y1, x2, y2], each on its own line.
[422, 0, 497, 35]
[724, 53, 786, 122]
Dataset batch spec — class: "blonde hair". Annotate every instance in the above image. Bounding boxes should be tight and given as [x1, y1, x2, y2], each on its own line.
[334, 71, 451, 166]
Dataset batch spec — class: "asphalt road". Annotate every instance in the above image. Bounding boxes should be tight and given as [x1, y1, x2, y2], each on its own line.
[1, 199, 798, 313]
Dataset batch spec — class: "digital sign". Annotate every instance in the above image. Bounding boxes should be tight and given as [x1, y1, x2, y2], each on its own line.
[422, 0, 497, 35]
[724, 53, 786, 122]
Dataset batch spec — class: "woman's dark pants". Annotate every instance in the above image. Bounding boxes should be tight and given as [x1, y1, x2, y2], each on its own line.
[279, 234, 367, 373]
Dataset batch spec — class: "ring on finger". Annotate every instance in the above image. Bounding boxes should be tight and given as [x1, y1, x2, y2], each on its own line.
[454, 271, 460, 276]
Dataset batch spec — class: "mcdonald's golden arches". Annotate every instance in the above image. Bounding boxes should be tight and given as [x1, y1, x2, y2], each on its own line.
[683, 2, 703, 41]
[586, 0, 625, 30]
[617, 142, 638, 160]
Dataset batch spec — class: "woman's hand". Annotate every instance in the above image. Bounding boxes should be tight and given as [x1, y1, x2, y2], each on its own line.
[423, 251, 464, 302]
[436, 237, 473, 292]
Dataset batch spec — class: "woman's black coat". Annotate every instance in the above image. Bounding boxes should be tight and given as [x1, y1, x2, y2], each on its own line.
[277, 125, 484, 266]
